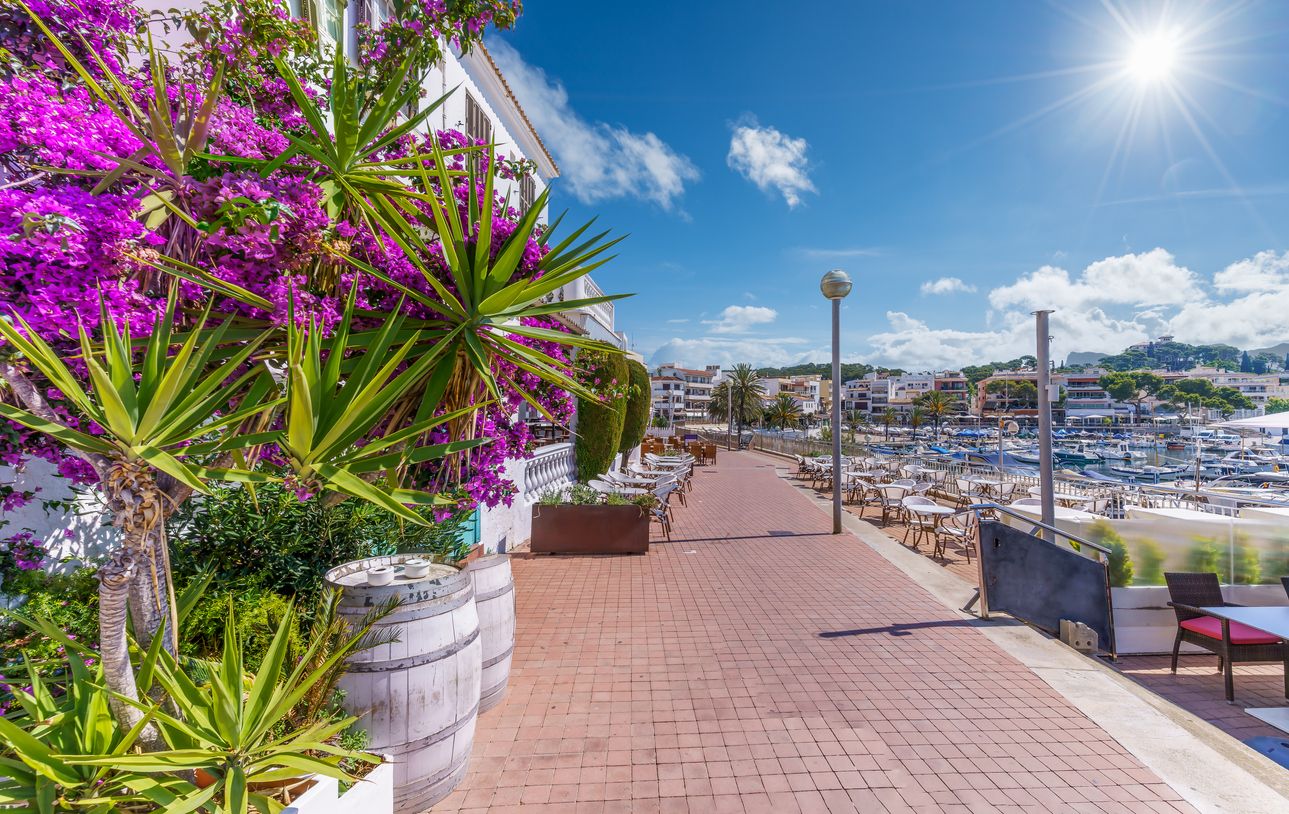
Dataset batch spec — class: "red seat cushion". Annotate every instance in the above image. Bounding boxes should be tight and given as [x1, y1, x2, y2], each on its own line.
[1180, 616, 1282, 645]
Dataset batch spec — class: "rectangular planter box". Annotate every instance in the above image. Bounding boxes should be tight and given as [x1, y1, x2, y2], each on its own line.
[1112, 584, 1289, 655]
[283, 760, 393, 814]
[531, 504, 649, 554]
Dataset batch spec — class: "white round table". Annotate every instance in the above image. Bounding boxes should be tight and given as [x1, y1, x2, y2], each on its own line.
[906, 504, 956, 549]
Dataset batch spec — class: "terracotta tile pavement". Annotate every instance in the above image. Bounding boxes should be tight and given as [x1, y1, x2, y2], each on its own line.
[1112, 655, 1285, 742]
[792, 466, 1288, 751]
[432, 451, 1196, 813]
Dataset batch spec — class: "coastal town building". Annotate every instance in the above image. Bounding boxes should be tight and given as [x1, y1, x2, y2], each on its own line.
[651, 364, 720, 423]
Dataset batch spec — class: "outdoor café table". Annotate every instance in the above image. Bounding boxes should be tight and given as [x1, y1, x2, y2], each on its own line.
[1194, 606, 1289, 727]
[906, 503, 955, 549]
[968, 478, 1002, 497]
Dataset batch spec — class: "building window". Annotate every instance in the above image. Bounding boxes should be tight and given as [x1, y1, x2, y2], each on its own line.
[519, 174, 536, 212]
[465, 93, 492, 145]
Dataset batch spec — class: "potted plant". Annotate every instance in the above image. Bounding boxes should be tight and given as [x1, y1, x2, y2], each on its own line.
[531, 485, 653, 554]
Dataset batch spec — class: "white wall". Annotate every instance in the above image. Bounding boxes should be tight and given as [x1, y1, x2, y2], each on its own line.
[0, 460, 116, 577]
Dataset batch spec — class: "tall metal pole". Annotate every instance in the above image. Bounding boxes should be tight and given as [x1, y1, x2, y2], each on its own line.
[1035, 310, 1056, 538]
[831, 297, 843, 534]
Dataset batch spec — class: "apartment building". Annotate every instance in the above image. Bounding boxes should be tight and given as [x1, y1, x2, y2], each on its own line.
[1061, 371, 1119, 420]
[652, 364, 720, 423]
[761, 375, 823, 415]
[934, 371, 971, 414]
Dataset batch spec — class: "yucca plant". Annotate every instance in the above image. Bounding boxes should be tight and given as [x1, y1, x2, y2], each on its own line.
[0, 575, 213, 806]
[0, 636, 160, 812]
[342, 137, 630, 437]
[208, 44, 464, 232]
[0, 287, 484, 738]
[16, 0, 224, 242]
[0, 292, 278, 736]
[75, 601, 380, 814]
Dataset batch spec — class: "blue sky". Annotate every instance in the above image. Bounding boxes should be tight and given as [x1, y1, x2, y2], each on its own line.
[490, 1, 1289, 370]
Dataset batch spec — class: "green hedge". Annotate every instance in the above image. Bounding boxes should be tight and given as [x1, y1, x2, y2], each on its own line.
[618, 359, 650, 459]
[574, 350, 629, 481]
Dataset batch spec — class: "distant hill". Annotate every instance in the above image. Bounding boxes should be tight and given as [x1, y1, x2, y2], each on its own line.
[1065, 351, 1108, 366]
[1250, 342, 1289, 358]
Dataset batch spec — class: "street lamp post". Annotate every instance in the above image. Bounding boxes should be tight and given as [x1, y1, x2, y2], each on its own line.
[821, 269, 853, 534]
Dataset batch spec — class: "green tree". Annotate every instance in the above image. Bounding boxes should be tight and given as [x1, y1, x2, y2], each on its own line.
[914, 391, 955, 437]
[1135, 539, 1165, 585]
[983, 379, 1038, 410]
[1088, 521, 1134, 587]
[765, 393, 803, 431]
[879, 408, 898, 442]
[1098, 371, 1164, 420]
[1234, 538, 1261, 585]
[1266, 397, 1289, 415]
[710, 364, 766, 438]
[1186, 538, 1224, 580]
[908, 407, 924, 438]
[617, 360, 651, 465]
[574, 350, 629, 481]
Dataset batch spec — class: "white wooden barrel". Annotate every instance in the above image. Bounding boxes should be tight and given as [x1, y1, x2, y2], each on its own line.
[325, 554, 481, 814]
[464, 555, 515, 712]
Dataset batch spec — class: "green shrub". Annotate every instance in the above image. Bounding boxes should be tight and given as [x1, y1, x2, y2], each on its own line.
[1185, 537, 1223, 579]
[180, 587, 294, 670]
[0, 568, 100, 666]
[1088, 521, 1134, 587]
[167, 482, 470, 607]
[1134, 539, 1166, 585]
[1261, 535, 1289, 584]
[618, 360, 651, 459]
[1234, 537, 1261, 585]
[574, 350, 629, 481]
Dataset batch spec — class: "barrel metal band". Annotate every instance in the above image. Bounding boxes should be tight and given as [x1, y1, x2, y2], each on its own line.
[361, 585, 474, 623]
[345, 627, 480, 673]
[475, 582, 515, 603]
[482, 642, 515, 669]
[399, 700, 481, 753]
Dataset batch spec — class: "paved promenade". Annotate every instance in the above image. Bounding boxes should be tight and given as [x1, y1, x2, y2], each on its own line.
[436, 451, 1197, 813]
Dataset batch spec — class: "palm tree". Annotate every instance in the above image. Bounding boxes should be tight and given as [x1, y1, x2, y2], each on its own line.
[908, 407, 924, 439]
[719, 363, 765, 440]
[914, 391, 954, 439]
[879, 408, 898, 442]
[766, 393, 802, 431]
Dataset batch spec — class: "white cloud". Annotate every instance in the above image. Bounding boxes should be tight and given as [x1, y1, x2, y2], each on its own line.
[919, 277, 977, 296]
[859, 248, 1289, 369]
[727, 117, 815, 207]
[703, 305, 778, 334]
[649, 336, 810, 369]
[665, 318, 689, 324]
[988, 249, 1203, 313]
[1212, 250, 1289, 293]
[489, 41, 699, 211]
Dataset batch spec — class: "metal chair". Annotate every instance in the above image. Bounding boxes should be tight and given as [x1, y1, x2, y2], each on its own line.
[934, 510, 977, 563]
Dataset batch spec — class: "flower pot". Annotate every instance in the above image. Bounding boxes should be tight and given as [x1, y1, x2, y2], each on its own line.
[530, 504, 649, 554]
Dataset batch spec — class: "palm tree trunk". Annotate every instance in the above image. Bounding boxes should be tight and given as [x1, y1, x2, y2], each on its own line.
[98, 550, 163, 750]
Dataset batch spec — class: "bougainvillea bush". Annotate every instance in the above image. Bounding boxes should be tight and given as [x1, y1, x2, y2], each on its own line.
[0, 0, 627, 739]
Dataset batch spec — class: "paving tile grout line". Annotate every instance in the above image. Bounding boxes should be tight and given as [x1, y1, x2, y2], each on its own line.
[759, 451, 1289, 813]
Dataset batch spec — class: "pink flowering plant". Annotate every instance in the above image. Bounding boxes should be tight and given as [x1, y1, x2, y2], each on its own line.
[0, 0, 630, 744]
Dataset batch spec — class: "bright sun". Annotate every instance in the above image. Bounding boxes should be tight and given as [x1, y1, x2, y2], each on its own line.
[1127, 33, 1177, 82]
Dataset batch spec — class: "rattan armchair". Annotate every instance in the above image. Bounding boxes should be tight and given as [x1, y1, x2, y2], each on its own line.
[1165, 571, 1289, 702]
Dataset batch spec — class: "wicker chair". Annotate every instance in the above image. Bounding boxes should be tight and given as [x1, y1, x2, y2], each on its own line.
[1165, 571, 1289, 702]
